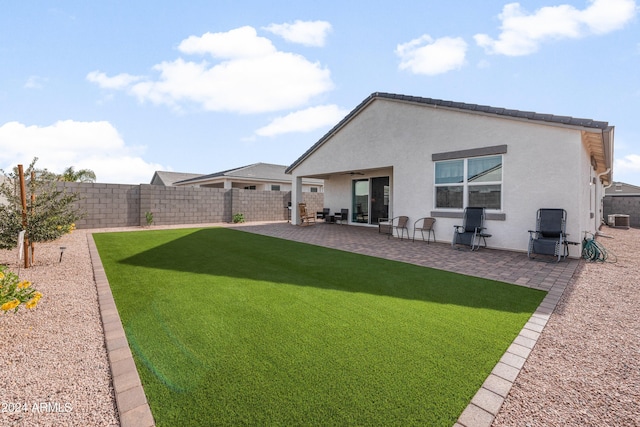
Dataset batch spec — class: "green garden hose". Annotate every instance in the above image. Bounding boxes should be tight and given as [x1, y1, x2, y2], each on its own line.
[582, 232, 617, 263]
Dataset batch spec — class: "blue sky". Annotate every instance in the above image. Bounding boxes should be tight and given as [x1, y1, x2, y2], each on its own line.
[1, 0, 638, 185]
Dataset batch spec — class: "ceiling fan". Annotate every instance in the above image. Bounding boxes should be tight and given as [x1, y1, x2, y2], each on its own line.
[342, 171, 364, 176]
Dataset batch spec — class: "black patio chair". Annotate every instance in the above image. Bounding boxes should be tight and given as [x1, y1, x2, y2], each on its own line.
[316, 208, 330, 220]
[452, 207, 486, 250]
[335, 208, 349, 225]
[528, 208, 568, 262]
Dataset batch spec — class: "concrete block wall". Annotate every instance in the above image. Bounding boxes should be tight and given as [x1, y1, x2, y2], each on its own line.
[603, 195, 640, 228]
[61, 182, 323, 229]
[140, 184, 228, 226]
[60, 182, 140, 229]
[301, 192, 324, 219]
[232, 189, 290, 222]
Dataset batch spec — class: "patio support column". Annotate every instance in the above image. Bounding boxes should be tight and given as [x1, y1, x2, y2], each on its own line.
[291, 175, 303, 225]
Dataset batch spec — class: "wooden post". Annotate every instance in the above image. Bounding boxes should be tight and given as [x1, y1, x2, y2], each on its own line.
[18, 165, 29, 268]
[30, 171, 35, 266]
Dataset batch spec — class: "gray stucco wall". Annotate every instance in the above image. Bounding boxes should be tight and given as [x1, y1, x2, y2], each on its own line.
[59, 182, 323, 229]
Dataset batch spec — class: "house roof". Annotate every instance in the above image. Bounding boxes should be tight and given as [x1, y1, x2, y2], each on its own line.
[606, 181, 640, 196]
[174, 163, 323, 186]
[286, 92, 614, 179]
[150, 171, 204, 186]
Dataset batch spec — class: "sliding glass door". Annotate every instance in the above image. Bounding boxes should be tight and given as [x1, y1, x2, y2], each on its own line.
[352, 176, 389, 224]
[371, 176, 389, 224]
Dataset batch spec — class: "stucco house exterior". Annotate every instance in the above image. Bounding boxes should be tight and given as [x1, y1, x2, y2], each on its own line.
[286, 92, 614, 257]
[173, 163, 324, 192]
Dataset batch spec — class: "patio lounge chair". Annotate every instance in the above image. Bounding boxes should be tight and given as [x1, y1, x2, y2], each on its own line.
[379, 216, 409, 240]
[413, 217, 436, 243]
[528, 208, 568, 262]
[452, 207, 486, 250]
[298, 203, 316, 226]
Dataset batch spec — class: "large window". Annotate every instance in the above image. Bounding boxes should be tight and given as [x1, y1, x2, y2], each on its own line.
[435, 155, 502, 210]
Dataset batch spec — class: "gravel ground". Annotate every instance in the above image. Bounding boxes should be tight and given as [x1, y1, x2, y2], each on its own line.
[493, 226, 640, 427]
[0, 230, 119, 427]
[1, 225, 638, 426]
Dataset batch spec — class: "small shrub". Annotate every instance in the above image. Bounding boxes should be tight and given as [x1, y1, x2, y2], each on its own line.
[145, 211, 154, 227]
[232, 213, 245, 223]
[0, 265, 42, 313]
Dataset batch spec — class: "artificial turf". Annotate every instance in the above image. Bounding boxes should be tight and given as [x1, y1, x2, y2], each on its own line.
[93, 227, 545, 426]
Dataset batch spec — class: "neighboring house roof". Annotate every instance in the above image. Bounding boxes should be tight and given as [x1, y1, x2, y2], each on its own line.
[174, 163, 323, 186]
[606, 181, 640, 196]
[150, 171, 204, 186]
[286, 92, 614, 182]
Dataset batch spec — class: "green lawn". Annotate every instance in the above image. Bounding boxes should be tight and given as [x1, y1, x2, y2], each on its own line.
[93, 227, 545, 426]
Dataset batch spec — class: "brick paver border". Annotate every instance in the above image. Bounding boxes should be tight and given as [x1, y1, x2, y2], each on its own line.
[454, 267, 574, 427]
[87, 234, 155, 427]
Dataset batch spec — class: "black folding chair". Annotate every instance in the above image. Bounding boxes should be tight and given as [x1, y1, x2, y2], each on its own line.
[452, 207, 486, 250]
[528, 209, 568, 262]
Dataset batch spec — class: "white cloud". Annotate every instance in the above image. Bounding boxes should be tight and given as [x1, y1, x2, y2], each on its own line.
[0, 120, 165, 184]
[263, 20, 333, 47]
[396, 35, 467, 75]
[615, 154, 640, 172]
[24, 76, 48, 89]
[87, 26, 334, 114]
[614, 154, 640, 185]
[475, 0, 637, 56]
[255, 104, 349, 137]
[178, 26, 276, 58]
[86, 71, 143, 90]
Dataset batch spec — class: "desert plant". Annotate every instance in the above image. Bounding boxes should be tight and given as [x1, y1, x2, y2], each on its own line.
[0, 158, 85, 265]
[0, 265, 42, 313]
[145, 211, 154, 227]
[232, 213, 245, 223]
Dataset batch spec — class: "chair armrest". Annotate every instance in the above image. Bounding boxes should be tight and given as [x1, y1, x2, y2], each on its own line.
[453, 225, 464, 232]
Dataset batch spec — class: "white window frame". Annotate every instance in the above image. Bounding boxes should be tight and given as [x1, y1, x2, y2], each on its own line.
[434, 154, 503, 211]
